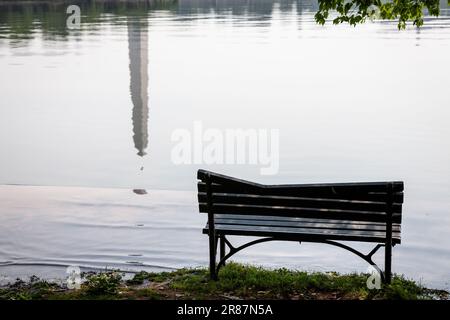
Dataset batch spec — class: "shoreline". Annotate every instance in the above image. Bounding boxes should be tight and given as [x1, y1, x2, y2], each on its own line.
[1, 263, 448, 300]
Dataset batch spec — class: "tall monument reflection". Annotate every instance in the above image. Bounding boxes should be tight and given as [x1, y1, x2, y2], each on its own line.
[128, 18, 149, 195]
[128, 18, 149, 158]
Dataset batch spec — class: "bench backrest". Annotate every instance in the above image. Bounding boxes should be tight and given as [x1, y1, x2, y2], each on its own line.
[197, 170, 404, 224]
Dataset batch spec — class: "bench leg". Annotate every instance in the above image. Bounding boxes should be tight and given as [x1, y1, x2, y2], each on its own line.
[209, 232, 217, 280]
[384, 244, 392, 284]
[219, 235, 226, 265]
[384, 183, 394, 284]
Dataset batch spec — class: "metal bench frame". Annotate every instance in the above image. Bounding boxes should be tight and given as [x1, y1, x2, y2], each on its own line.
[197, 170, 403, 284]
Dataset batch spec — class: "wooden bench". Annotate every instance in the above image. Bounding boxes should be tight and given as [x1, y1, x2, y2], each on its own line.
[197, 169, 404, 283]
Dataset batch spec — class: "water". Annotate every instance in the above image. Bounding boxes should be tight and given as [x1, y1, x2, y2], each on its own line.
[0, 0, 449, 290]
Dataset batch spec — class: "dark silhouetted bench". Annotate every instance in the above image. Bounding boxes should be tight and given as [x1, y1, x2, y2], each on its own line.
[197, 169, 404, 283]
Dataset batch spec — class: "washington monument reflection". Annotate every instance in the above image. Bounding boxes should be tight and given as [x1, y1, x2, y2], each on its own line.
[128, 18, 149, 158]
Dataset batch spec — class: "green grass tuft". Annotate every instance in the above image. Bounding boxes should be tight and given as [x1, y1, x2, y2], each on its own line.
[83, 272, 123, 296]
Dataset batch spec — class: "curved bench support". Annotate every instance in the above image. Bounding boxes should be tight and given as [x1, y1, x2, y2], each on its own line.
[215, 236, 276, 275]
[318, 240, 386, 282]
[214, 236, 387, 283]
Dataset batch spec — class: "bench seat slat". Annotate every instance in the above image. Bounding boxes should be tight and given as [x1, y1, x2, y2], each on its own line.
[213, 217, 401, 233]
[203, 224, 401, 244]
[215, 214, 392, 227]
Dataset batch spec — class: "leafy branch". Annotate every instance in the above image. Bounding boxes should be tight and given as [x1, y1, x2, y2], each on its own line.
[315, 0, 441, 29]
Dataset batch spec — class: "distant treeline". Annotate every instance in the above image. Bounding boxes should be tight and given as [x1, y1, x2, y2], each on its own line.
[0, 0, 312, 38]
[0, 0, 448, 39]
[0, 0, 177, 38]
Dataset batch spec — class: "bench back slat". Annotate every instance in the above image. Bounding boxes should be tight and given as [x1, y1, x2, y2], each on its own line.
[198, 193, 402, 214]
[197, 170, 404, 224]
[197, 169, 404, 193]
[197, 182, 404, 203]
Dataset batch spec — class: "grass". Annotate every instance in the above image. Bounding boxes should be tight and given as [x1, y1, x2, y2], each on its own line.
[0, 263, 448, 300]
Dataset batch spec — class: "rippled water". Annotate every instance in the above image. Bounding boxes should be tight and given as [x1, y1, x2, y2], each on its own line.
[0, 0, 449, 290]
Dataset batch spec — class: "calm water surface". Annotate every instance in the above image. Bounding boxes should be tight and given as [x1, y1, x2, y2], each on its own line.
[0, 0, 449, 289]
